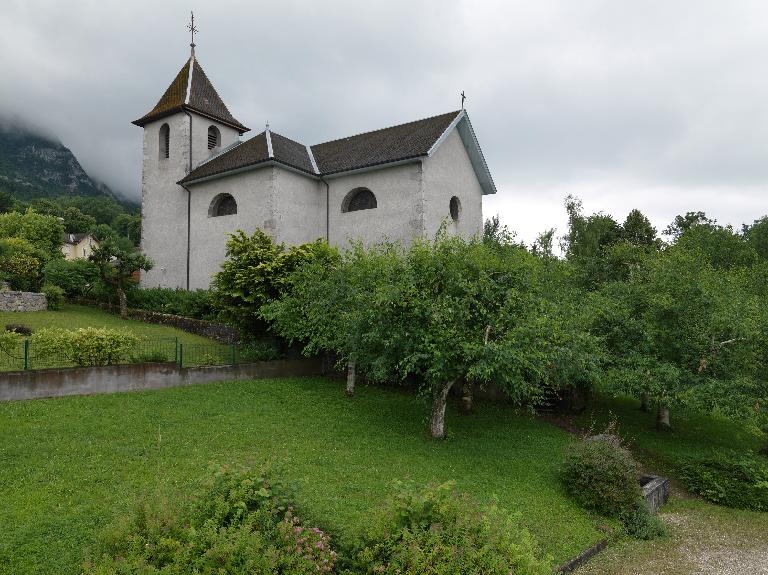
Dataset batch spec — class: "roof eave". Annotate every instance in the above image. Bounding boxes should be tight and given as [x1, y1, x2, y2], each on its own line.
[132, 105, 250, 133]
[427, 111, 496, 195]
[179, 159, 319, 186]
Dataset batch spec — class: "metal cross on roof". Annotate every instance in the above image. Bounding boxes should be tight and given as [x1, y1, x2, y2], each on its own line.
[187, 11, 198, 51]
[461, 91, 466, 110]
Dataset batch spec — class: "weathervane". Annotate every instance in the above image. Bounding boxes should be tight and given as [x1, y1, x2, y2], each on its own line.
[187, 11, 198, 54]
[461, 91, 466, 110]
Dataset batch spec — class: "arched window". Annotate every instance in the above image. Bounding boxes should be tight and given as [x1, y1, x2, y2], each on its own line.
[159, 123, 170, 159]
[207, 125, 221, 150]
[449, 196, 461, 221]
[342, 188, 377, 213]
[209, 193, 237, 217]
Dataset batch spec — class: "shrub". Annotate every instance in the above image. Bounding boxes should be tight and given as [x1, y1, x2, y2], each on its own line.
[680, 451, 768, 511]
[31, 327, 139, 367]
[84, 464, 337, 575]
[41, 283, 65, 310]
[0, 330, 20, 357]
[560, 435, 641, 518]
[126, 287, 217, 319]
[560, 434, 664, 539]
[621, 505, 666, 540]
[43, 258, 101, 298]
[238, 340, 282, 362]
[352, 481, 551, 575]
[5, 324, 32, 336]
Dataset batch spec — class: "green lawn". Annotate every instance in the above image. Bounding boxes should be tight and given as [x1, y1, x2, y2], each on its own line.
[0, 377, 602, 574]
[0, 304, 218, 344]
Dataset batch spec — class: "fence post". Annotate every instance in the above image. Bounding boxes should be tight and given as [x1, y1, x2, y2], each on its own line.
[174, 337, 179, 365]
[23, 339, 29, 371]
[178, 343, 183, 369]
[230, 344, 236, 366]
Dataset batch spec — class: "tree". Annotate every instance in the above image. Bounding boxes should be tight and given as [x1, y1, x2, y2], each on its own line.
[212, 229, 338, 338]
[0, 208, 64, 259]
[268, 236, 600, 438]
[663, 211, 714, 240]
[62, 206, 97, 234]
[743, 216, 768, 261]
[593, 245, 760, 430]
[620, 209, 659, 247]
[89, 239, 153, 318]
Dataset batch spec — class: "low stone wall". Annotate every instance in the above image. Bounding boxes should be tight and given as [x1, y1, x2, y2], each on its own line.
[0, 291, 47, 312]
[72, 299, 239, 343]
[0, 358, 323, 402]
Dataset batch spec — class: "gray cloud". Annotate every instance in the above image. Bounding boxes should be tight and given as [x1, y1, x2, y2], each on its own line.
[1, 0, 766, 240]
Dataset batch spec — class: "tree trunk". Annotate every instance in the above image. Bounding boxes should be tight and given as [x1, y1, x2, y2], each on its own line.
[460, 380, 474, 415]
[656, 403, 671, 431]
[345, 360, 356, 397]
[429, 380, 456, 439]
[640, 392, 650, 412]
[117, 286, 128, 319]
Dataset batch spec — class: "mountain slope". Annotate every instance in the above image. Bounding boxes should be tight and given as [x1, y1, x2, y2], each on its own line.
[0, 125, 119, 202]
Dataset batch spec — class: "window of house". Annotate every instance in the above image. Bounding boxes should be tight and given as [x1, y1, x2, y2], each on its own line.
[209, 193, 237, 217]
[342, 188, 377, 213]
[159, 123, 170, 159]
[208, 125, 221, 150]
[449, 196, 461, 221]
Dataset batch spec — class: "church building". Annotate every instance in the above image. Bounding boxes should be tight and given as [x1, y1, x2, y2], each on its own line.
[134, 47, 497, 290]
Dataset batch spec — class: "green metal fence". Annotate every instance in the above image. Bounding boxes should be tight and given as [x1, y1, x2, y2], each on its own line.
[0, 338, 269, 372]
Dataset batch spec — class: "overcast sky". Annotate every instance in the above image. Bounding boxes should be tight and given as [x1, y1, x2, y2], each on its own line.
[1, 0, 766, 243]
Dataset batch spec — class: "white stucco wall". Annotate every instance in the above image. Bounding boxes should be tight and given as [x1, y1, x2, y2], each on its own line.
[190, 115, 240, 169]
[421, 128, 484, 239]
[140, 114, 191, 289]
[272, 168, 324, 246]
[326, 162, 424, 248]
[187, 167, 276, 290]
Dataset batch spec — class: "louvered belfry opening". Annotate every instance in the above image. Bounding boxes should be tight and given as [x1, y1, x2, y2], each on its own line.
[207, 125, 220, 150]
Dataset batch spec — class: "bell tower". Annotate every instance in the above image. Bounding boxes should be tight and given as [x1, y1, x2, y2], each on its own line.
[132, 25, 249, 289]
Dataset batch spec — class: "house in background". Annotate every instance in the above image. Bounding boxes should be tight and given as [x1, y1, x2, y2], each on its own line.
[61, 233, 99, 260]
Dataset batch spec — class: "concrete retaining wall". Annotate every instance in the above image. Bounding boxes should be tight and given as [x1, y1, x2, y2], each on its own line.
[0, 291, 47, 312]
[0, 358, 322, 402]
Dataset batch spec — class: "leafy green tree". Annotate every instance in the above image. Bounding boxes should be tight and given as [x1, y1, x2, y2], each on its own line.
[89, 239, 153, 318]
[675, 223, 756, 270]
[268, 236, 600, 438]
[743, 216, 768, 261]
[663, 211, 714, 240]
[0, 208, 64, 259]
[62, 206, 97, 234]
[0, 237, 44, 291]
[43, 258, 101, 297]
[620, 209, 659, 247]
[594, 245, 760, 430]
[212, 229, 338, 338]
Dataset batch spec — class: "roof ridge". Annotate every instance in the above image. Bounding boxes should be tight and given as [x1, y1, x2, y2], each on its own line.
[311, 110, 462, 148]
[184, 54, 194, 104]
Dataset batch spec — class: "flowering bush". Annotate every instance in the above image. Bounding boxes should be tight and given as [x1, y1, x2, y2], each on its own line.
[84, 465, 338, 575]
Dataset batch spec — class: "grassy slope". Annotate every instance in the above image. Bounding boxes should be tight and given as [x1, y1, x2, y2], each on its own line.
[0, 304, 218, 344]
[0, 377, 601, 574]
[573, 395, 763, 470]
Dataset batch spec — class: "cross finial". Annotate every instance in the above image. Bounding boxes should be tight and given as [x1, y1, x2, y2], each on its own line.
[461, 91, 466, 110]
[187, 11, 198, 55]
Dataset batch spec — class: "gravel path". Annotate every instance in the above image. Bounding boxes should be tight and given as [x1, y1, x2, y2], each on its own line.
[575, 500, 768, 575]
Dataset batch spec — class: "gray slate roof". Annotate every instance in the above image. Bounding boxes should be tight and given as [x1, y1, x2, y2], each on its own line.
[132, 56, 249, 133]
[179, 111, 463, 184]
